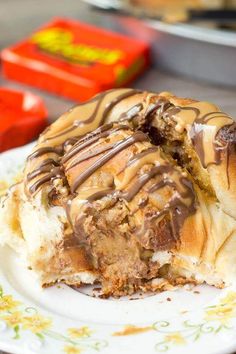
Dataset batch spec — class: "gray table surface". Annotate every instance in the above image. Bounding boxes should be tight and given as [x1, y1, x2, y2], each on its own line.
[0, 0, 236, 353]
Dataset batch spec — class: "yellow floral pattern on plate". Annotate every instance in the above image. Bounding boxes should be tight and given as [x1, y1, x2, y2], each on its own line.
[22, 314, 52, 333]
[164, 332, 186, 345]
[64, 345, 82, 354]
[68, 326, 92, 339]
[2, 284, 236, 353]
[0, 295, 21, 312]
[205, 291, 236, 324]
[108, 291, 236, 352]
[0, 285, 107, 352]
[151, 291, 236, 352]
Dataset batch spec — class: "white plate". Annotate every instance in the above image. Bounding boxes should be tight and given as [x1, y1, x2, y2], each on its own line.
[0, 144, 236, 354]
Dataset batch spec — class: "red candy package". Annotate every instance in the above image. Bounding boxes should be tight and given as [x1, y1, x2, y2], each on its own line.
[0, 87, 47, 152]
[1, 18, 150, 101]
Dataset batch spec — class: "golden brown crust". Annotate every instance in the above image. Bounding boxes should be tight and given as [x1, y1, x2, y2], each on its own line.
[2, 88, 236, 296]
[25, 89, 236, 219]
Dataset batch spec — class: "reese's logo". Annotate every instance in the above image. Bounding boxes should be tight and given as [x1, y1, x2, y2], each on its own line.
[31, 28, 124, 66]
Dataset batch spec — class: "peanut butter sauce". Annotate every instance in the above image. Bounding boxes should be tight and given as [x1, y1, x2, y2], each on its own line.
[24, 89, 234, 243]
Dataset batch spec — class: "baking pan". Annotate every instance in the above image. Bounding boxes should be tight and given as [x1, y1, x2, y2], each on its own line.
[84, 0, 236, 87]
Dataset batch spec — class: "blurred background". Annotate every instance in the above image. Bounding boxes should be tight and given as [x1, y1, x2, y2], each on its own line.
[0, 0, 236, 126]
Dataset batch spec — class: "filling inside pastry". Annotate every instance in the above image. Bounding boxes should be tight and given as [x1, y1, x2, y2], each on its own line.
[1, 88, 236, 296]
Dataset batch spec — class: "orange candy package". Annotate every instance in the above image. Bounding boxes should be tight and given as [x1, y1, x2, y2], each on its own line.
[1, 18, 150, 101]
[0, 88, 47, 152]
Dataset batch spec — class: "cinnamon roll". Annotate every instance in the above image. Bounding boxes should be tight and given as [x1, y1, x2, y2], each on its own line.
[0, 88, 236, 296]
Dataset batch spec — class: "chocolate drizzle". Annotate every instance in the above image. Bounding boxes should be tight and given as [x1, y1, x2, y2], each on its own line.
[70, 131, 148, 193]
[87, 189, 115, 202]
[126, 147, 159, 167]
[45, 89, 140, 142]
[121, 165, 172, 202]
[62, 124, 129, 165]
[122, 163, 195, 241]
[188, 109, 232, 168]
[63, 120, 196, 246]
[120, 103, 143, 121]
[28, 90, 234, 196]
[28, 146, 63, 160]
[27, 159, 59, 181]
[216, 122, 236, 189]
[29, 167, 63, 194]
[135, 175, 195, 243]
[72, 146, 196, 247]
[25, 89, 140, 195]
[17, 88, 236, 296]
[102, 90, 141, 122]
[151, 101, 233, 169]
[71, 140, 196, 249]
[24, 89, 235, 250]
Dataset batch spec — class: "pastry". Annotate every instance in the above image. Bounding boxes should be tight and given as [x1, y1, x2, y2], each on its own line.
[0, 88, 236, 296]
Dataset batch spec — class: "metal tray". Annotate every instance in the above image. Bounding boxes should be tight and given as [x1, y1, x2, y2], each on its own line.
[85, 0, 236, 87]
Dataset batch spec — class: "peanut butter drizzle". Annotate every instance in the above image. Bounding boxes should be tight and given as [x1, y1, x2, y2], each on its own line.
[119, 103, 143, 121]
[42, 88, 140, 146]
[27, 159, 59, 181]
[118, 147, 159, 190]
[62, 123, 129, 166]
[84, 146, 167, 202]
[158, 99, 233, 168]
[29, 168, 63, 194]
[70, 130, 196, 244]
[126, 147, 159, 166]
[70, 131, 148, 193]
[87, 160, 172, 203]
[121, 165, 173, 202]
[117, 95, 233, 172]
[23, 88, 236, 252]
[28, 146, 63, 159]
[136, 175, 195, 242]
[25, 89, 140, 195]
[87, 188, 114, 202]
[25, 89, 234, 200]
